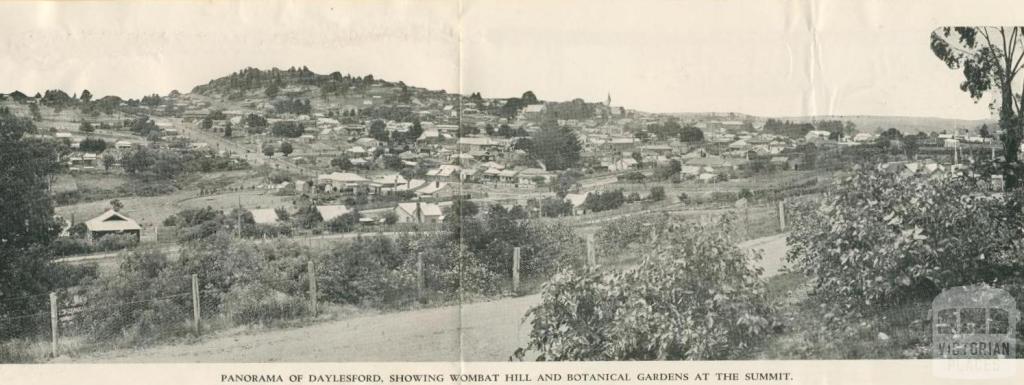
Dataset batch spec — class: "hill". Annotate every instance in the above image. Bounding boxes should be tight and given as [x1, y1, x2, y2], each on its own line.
[772, 115, 996, 135]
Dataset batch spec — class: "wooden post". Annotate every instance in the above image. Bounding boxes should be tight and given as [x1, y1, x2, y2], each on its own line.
[191, 274, 201, 334]
[49, 292, 58, 358]
[512, 247, 521, 293]
[778, 199, 787, 232]
[416, 253, 424, 300]
[586, 234, 596, 266]
[308, 261, 318, 316]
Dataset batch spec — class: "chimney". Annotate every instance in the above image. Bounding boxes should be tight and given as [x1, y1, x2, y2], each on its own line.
[435, 180, 440, 188]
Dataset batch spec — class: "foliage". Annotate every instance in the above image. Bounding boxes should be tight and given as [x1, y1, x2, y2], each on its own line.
[787, 165, 1024, 315]
[582, 190, 625, 212]
[79, 137, 107, 153]
[649, 186, 666, 201]
[931, 27, 1024, 188]
[540, 196, 573, 217]
[521, 216, 772, 360]
[271, 121, 304, 138]
[526, 123, 582, 171]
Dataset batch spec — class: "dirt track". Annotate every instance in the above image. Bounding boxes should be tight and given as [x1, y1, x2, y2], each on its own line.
[70, 234, 788, 363]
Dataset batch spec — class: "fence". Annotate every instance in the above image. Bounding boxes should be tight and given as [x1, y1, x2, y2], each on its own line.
[2, 201, 790, 362]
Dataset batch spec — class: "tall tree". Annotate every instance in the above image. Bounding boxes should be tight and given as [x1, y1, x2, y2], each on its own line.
[0, 110, 66, 336]
[526, 122, 582, 171]
[931, 27, 1024, 189]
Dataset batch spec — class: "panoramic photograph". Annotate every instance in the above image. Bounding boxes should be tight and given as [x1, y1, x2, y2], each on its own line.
[0, 0, 1021, 367]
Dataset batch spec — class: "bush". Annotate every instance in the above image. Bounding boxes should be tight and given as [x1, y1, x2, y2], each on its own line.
[787, 166, 1024, 315]
[520, 215, 772, 360]
[649, 186, 665, 201]
[220, 283, 308, 325]
[94, 233, 138, 252]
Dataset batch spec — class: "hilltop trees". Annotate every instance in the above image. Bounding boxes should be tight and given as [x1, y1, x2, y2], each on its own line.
[931, 27, 1024, 189]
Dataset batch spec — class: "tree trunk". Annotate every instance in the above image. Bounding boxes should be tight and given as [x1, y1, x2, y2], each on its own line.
[1000, 83, 1021, 190]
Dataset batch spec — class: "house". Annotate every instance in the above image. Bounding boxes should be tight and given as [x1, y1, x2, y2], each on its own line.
[517, 168, 554, 186]
[609, 158, 640, 172]
[315, 205, 352, 222]
[114, 140, 134, 150]
[805, 130, 831, 142]
[457, 137, 501, 152]
[564, 193, 590, 215]
[395, 202, 444, 224]
[520, 104, 547, 120]
[249, 208, 279, 224]
[317, 172, 375, 193]
[426, 165, 461, 181]
[84, 210, 141, 242]
[416, 181, 455, 198]
[698, 173, 719, 183]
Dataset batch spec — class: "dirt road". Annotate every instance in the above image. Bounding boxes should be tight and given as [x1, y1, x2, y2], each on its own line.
[69, 234, 789, 363]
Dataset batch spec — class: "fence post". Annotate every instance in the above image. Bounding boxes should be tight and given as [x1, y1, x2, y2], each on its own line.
[191, 274, 201, 335]
[49, 292, 58, 358]
[778, 199, 787, 232]
[308, 261, 318, 316]
[512, 247, 521, 293]
[586, 234, 596, 266]
[416, 253, 424, 301]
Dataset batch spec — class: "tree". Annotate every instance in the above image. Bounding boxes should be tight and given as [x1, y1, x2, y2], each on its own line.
[101, 153, 116, 172]
[680, 125, 704, 142]
[526, 123, 582, 171]
[79, 137, 107, 153]
[0, 110, 67, 336]
[368, 119, 388, 142]
[201, 117, 213, 130]
[109, 199, 124, 212]
[980, 123, 991, 138]
[262, 143, 276, 157]
[271, 121, 304, 138]
[931, 27, 1024, 189]
[80, 89, 93, 102]
[331, 156, 353, 170]
[279, 141, 293, 156]
[521, 91, 539, 105]
[407, 120, 423, 142]
[79, 121, 94, 133]
[265, 84, 280, 98]
[224, 121, 233, 137]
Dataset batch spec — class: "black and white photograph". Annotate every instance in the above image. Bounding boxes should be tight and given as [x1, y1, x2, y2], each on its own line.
[0, 0, 1023, 380]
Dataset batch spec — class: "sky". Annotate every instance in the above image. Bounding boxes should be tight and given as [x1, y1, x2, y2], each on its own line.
[1, 0, 1021, 120]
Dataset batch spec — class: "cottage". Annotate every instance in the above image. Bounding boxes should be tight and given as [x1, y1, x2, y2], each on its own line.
[84, 210, 141, 242]
[395, 202, 443, 224]
[564, 193, 590, 215]
[317, 172, 375, 194]
[416, 181, 455, 198]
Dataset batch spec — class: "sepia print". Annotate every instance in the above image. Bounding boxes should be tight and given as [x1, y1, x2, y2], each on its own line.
[0, 1, 1022, 380]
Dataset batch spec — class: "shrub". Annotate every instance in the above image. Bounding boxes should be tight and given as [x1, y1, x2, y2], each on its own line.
[649, 186, 666, 201]
[520, 215, 772, 360]
[94, 233, 138, 252]
[220, 283, 308, 325]
[787, 166, 1024, 315]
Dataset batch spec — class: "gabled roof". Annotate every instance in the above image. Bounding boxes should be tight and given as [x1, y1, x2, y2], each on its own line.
[84, 210, 141, 232]
[318, 172, 370, 183]
[564, 193, 590, 208]
[315, 205, 351, 222]
[249, 208, 279, 224]
[396, 202, 443, 217]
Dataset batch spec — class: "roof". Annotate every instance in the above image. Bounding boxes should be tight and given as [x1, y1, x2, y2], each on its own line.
[372, 174, 408, 185]
[84, 210, 141, 232]
[315, 205, 351, 222]
[249, 208, 279, 224]
[564, 193, 590, 207]
[318, 172, 370, 184]
[397, 202, 443, 217]
[417, 182, 450, 195]
[457, 137, 500, 146]
[523, 104, 546, 113]
[395, 179, 428, 191]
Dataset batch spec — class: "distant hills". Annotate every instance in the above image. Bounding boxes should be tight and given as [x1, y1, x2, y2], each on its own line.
[771, 115, 996, 135]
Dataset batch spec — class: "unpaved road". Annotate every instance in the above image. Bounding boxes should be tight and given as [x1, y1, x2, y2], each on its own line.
[70, 234, 788, 363]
